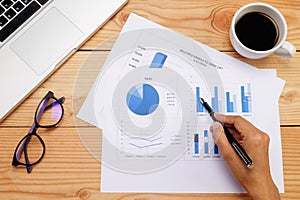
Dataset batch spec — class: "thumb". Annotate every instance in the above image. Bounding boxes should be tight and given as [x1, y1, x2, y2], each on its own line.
[210, 122, 237, 163]
[209, 122, 223, 142]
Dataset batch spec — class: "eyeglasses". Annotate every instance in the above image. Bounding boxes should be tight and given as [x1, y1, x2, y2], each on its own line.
[12, 91, 65, 173]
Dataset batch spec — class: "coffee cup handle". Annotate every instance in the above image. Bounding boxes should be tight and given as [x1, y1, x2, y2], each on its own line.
[274, 41, 296, 58]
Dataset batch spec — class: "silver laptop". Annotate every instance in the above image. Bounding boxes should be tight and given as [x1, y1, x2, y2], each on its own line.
[0, 0, 128, 122]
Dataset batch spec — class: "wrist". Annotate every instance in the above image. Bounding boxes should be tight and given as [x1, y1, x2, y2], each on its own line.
[247, 181, 280, 200]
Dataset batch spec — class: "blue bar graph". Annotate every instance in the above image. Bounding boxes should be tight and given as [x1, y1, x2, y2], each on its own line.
[195, 84, 252, 114]
[150, 52, 167, 68]
[191, 130, 221, 157]
[226, 92, 237, 112]
[204, 130, 209, 155]
[211, 86, 219, 112]
[241, 83, 252, 113]
[194, 134, 199, 154]
[196, 87, 204, 112]
[214, 143, 219, 155]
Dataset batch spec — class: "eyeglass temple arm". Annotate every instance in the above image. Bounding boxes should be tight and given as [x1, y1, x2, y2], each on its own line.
[16, 125, 35, 160]
[24, 140, 33, 173]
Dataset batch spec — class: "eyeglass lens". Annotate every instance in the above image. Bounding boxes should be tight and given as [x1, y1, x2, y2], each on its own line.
[36, 97, 63, 127]
[16, 134, 44, 166]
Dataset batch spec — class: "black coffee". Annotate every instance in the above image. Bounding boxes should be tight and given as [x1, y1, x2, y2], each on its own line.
[235, 12, 279, 51]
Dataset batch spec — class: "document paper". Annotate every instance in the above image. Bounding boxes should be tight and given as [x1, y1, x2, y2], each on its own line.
[78, 13, 284, 193]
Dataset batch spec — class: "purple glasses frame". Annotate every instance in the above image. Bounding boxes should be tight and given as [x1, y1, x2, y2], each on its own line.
[12, 91, 65, 173]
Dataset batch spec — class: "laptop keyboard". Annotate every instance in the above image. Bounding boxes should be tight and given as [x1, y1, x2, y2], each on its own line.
[0, 0, 51, 42]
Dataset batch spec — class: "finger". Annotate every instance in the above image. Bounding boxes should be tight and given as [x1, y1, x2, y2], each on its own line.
[214, 113, 256, 137]
[214, 112, 227, 123]
[214, 113, 245, 139]
[210, 122, 235, 159]
[209, 122, 223, 142]
[227, 126, 243, 141]
[214, 112, 244, 125]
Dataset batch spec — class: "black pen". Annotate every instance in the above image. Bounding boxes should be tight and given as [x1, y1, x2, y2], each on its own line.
[200, 97, 254, 168]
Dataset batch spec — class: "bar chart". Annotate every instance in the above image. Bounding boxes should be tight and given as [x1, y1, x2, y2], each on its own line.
[196, 83, 253, 114]
[196, 86, 221, 113]
[226, 83, 252, 113]
[226, 92, 237, 113]
[196, 87, 204, 112]
[211, 86, 220, 112]
[241, 83, 252, 113]
[185, 129, 220, 160]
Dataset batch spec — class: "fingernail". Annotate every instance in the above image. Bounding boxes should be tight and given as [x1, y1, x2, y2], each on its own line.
[214, 112, 220, 119]
[210, 122, 222, 141]
[214, 112, 223, 121]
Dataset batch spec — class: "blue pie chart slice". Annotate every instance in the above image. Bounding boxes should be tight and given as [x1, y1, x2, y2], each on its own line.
[126, 84, 159, 115]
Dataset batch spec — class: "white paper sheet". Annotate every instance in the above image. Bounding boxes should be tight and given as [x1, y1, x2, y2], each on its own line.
[77, 13, 285, 193]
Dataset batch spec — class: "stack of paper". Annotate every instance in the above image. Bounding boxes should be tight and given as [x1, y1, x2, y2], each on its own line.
[77, 13, 284, 193]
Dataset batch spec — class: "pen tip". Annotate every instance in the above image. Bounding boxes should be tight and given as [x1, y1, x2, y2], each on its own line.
[200, 97, 205, 103]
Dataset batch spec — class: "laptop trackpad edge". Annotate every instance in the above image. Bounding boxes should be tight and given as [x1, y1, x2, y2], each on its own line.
[10, 7, 83, 75]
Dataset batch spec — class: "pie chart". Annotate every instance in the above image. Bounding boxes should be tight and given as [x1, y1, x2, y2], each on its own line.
[126, 83, 159, 116]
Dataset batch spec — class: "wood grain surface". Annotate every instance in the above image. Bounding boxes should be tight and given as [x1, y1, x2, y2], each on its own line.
[1, 0, 300, 199]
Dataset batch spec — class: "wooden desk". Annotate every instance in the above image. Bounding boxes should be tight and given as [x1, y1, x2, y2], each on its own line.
[1, 0, 299, 199]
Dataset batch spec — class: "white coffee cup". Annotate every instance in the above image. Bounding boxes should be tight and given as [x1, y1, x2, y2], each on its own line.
[230, 3, 296, 59]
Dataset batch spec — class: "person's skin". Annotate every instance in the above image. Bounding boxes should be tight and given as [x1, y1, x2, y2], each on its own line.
[209, 113, 281, 200]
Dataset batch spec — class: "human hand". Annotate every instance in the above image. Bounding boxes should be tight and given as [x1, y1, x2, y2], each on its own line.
[210, 113, 280, 200]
